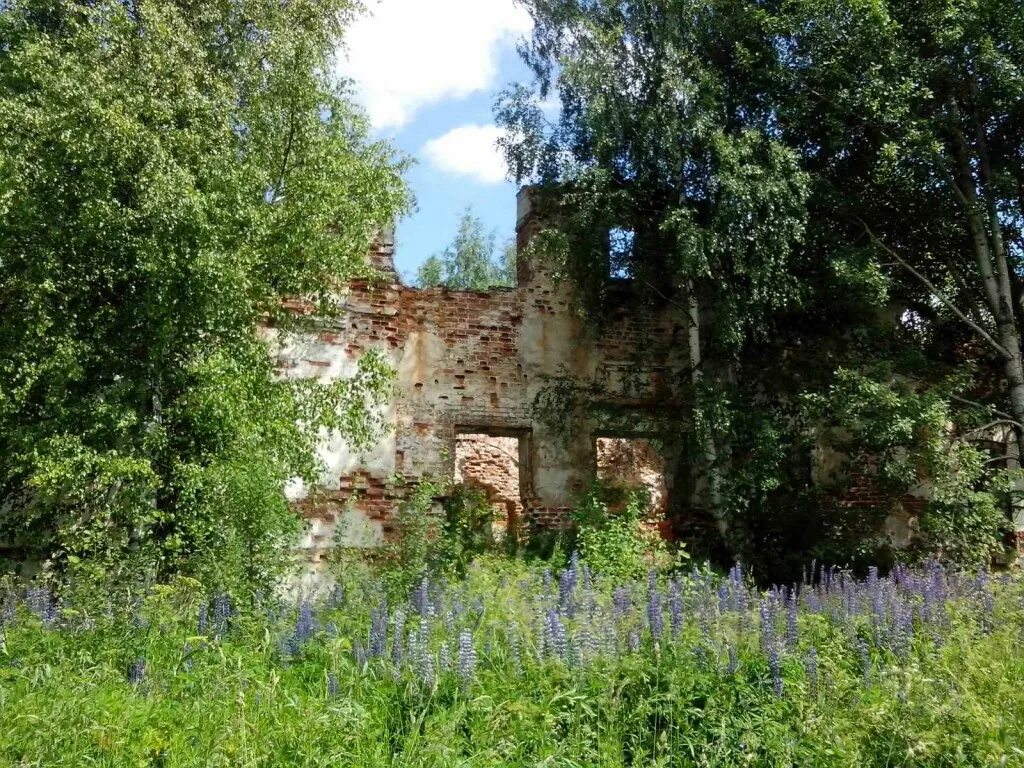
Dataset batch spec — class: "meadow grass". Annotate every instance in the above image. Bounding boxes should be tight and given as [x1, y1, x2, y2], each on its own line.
[1, 558, 1022, 767]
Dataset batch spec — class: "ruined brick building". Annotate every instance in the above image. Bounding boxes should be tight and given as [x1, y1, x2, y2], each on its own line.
[269, 188, 690, 577]
[268, 187, 1024, 581]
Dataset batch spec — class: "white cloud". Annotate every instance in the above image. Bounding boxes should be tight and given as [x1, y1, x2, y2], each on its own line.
[340, 0, 532, 130]
[422, 123, 510, 184]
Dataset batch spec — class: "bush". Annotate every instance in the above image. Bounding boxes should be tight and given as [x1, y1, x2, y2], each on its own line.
[571, 483, 678, 580]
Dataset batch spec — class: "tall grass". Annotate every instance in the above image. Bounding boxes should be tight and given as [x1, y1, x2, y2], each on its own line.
[1, 558, 1022, 766]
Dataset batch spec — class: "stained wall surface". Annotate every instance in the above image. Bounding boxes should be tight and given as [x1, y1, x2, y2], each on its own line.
[271, 188, 691, 578]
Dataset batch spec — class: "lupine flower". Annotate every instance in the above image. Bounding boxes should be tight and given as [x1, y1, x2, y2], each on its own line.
[128, 657, 146, 686]
[197, 603, 209, 635]
[417, 621, 435, 687]
[440, 641, 452, 671]
[26, 586, 56, 627]
[627, 629, 640, 654]
[327, 673, 340, 698]
[612, 586, 632, 619]
[212, 593, 232, 636]
[294, 602, 316, 646]
[369, 602, 389, 659]
[669, 578, 684, 639]
[559, 567, 577, 617]
[759, 599, 776, 655]
[387, 608, 404, 662]
[858, 639, 872, 689]
[768, 645, 783, 697]
[727, 645, 739, 676]
[786, 591, 799, 649]
[805, 647, 818, 695]
[546, 609, 568, 661]
[647, 585, 664, 641]
[457, 629, 476, 690]
[413, 577, 430, 617]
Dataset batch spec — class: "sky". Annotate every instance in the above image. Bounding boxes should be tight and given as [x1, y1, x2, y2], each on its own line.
[338, 0, 536, 283]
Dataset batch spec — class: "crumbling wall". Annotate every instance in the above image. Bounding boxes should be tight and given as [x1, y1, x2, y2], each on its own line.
[273, 188, 692, 578]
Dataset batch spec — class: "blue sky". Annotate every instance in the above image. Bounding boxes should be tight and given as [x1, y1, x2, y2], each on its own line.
[339, 0, 535, 283]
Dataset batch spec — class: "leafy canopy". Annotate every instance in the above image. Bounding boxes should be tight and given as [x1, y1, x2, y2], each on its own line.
[0, 0, 407, 588]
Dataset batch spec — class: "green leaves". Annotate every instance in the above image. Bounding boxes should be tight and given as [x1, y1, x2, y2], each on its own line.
[0, 0, 407, 588]
[415, 210, 517, 290]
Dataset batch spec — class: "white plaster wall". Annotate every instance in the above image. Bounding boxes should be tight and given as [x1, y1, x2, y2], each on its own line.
[265, 327, 400, 500]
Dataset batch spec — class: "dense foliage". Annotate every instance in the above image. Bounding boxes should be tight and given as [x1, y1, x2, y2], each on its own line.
[498, 0, 1024, 572]
[415, 209, 517, 290]
[1, 558, 1021, 766]
[0, 0, 407, 587]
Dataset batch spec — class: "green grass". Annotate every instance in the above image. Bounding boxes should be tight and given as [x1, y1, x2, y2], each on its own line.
[1, 560, 1022, 767]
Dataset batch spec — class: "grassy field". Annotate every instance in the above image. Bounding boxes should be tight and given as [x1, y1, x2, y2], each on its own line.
[1, 558, 1023, 767]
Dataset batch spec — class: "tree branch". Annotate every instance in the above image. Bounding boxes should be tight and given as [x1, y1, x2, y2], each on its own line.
[949, 394, 1024, 430]
[858, 219, 1011, 358]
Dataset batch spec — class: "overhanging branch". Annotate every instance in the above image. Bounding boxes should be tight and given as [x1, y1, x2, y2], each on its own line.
[858, 219, 1010, 359]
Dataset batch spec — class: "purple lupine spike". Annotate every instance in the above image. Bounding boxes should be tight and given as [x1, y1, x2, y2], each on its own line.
[806, 589, 821, 614]
[417, 619, 435, 687]
[457, 629, 476, 690]
[724, 647, 741, 675]
[26, 586, 56, 627]
[647, 585, 664, 641]
[413, 577, 429, 617]
[805, 647, 818, 695]
[128, 658, 146, 686]
[717, 583, 729, 614]
[294, 601, 316, 646]
[559, 567, 577, 617]
[369, 602, 389, 659]
[858, 639, 872, 689]
[542, 569, 553, 594]
[759, 599, 775, 655]
[767, 645, 783, 697]
[327, 673, 340, 698]
[439, 641, 452, 671]
[669, 578, 683, 639]
[786, 591, 799, 649]
[726, 645, 739, 675]
[976, 566, 995, 633]
[405, 626, 420, 673]
[391, 609, 407, 666]
[892, 596, 913, 657]
[612, 586, 631, 619]
[627, 628, 641, 653]
[546, 609, 568, 661]
[212, 594, 232, 637]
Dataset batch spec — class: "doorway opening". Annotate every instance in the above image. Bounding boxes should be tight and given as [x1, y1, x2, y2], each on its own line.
[595, 436, 669, 529]
[454, 429, 530, 540]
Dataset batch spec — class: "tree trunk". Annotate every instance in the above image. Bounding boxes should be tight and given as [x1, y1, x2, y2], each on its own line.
[685, 279, 727, 539]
